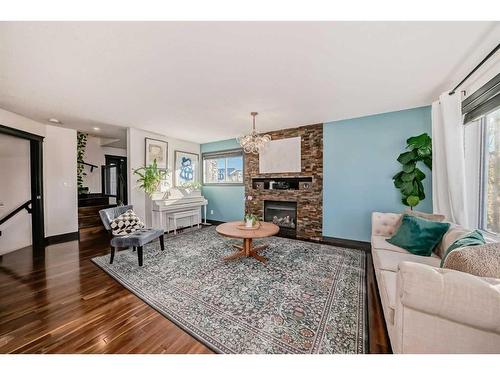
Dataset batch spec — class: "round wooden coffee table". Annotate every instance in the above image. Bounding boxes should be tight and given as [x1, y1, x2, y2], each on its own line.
[216, 221, 280, 263]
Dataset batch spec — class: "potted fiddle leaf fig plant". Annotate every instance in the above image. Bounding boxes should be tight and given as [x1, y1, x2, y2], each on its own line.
[392, 133, 432, 209]
[133, 159, 169, 198]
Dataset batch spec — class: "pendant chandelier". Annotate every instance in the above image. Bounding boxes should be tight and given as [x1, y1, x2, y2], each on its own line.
[238, 112, 271, 154]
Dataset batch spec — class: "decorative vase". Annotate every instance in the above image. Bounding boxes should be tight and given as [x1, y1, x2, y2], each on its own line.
[245, 218, 254, 228]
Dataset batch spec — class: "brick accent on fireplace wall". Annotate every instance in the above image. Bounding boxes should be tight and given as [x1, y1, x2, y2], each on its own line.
[244, 123, 323, 240]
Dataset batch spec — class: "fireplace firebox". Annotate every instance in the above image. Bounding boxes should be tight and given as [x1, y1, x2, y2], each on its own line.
[264, 200, 297, 237]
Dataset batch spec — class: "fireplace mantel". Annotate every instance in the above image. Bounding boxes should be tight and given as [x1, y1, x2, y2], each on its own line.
[251, 176, 313, 191]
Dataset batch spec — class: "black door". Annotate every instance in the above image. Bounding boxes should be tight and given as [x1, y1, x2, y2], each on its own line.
[0, 124, 45, 258]
[103, 155, 128, 205]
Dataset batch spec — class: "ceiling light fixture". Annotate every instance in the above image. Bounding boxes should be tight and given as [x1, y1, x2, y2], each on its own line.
[237, 112, 271, 154]
[93, 127, 100, 131]
[48, 118, 61, 124]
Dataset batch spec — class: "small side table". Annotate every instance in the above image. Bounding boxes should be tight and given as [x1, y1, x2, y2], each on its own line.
[215, 221, 280, 263]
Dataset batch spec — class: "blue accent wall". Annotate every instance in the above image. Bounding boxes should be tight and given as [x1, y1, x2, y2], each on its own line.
[201, 139, 245, 222]
[323, 106, 433, 242]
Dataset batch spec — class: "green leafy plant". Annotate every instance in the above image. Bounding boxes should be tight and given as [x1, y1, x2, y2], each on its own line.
[133, 159, 169, 197]
[244, 213, 259, 225]
[392, 133, 432, 209]
[179, 181, 202, 190]
[77, 132, 89, 195]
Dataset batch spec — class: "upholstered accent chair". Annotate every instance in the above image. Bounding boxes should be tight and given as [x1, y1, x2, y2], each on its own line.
[99, 205, 165, 266]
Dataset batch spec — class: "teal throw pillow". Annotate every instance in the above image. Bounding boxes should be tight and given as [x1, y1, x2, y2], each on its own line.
[387, 214, 450, 256]
[440, 229, 486, 267]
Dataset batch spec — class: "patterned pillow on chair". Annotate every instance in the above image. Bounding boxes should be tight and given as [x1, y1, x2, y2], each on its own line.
[110, 209, 145, 236]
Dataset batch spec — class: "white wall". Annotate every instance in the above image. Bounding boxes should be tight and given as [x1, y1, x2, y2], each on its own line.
[82, 135, 103, 193]
[82, 135, 126, 193]
[127, 127, 200, 226]
[0, 134, 32, 255]
[44, 125, 78, 237]
[102, 146, 127, 157]
[0, 108, 46, 137]
[0, 109, 78, 253]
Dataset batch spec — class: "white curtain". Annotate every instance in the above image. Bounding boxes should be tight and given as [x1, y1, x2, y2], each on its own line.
[463, 122, 482, 228]
[431, 92, 469, 226]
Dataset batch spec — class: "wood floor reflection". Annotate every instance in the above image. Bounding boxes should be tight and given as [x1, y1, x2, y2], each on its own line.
[0, 237, 212, 353]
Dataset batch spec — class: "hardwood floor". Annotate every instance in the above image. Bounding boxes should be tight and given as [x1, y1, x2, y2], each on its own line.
[366, 253, 392, 354]
[0, 232, 390, 354]
[0, 235, 212, 353]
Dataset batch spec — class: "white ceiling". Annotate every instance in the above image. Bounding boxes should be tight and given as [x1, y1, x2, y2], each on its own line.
[1, 21, 499, 144]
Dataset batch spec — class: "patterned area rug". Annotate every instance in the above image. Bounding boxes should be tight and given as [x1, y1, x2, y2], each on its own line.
[92, 227, 367, 353]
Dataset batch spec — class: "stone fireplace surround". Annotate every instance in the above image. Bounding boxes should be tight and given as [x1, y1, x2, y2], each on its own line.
[244, 123, 323, 241]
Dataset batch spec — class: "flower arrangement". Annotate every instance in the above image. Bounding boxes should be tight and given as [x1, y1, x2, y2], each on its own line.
[244, 213, 259, 227]
[243, 196, 259, 227]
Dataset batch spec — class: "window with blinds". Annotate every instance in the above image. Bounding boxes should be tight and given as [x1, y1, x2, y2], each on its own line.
[463, 73, 500, 235]
[202, 149, 244, 185]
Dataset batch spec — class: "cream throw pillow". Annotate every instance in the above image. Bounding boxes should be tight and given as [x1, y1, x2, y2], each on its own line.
[443, 242, 500, 278]
[435, 226, 470, 259]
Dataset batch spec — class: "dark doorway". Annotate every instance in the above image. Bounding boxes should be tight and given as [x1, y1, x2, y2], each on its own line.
[0, 124, 45, 258]
[103, 154, 128, 205]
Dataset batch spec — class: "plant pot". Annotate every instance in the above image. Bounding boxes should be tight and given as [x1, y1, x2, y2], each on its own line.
[78, 187, 89, 195]
[150, 192, 165, 200]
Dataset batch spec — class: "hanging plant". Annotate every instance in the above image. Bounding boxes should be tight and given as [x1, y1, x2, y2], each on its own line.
[392, 133, 432, 209]
[77, 132, 89, 195]
[133, 159, 169, 197]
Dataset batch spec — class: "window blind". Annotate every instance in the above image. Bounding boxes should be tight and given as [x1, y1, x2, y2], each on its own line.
[462, 72, 500, 124]
[202, 149, 243, 160]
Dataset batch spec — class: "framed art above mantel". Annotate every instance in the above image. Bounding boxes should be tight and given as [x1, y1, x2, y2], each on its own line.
[259, 136, 302, 174]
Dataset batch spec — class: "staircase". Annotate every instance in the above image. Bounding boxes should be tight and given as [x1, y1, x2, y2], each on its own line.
[78, 203, 115, 241]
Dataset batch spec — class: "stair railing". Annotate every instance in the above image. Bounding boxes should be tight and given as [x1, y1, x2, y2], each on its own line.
[0, 200, 32, 236]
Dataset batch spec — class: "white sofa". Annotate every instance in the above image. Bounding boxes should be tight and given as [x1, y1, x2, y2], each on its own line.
[371, 212, 500, 353]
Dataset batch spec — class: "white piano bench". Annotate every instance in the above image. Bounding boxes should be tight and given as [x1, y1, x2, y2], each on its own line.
[168, 209, 201, 235]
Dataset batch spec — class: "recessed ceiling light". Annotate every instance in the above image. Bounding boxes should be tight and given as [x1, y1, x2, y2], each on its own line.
[48, 118, 61, 124]
[93, 127, 100, 131]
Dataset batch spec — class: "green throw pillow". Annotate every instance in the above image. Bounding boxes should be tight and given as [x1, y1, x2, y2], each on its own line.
[387, 214, 450, 256]
[440, 229, 486, 267]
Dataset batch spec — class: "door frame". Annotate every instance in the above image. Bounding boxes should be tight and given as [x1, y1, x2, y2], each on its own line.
[0, 124, 45, 257]
[104, 154, 128, 205]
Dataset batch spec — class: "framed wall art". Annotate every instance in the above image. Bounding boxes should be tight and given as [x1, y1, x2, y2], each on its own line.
[174, 150, 199, 186]
[145, 138, 168, 169]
